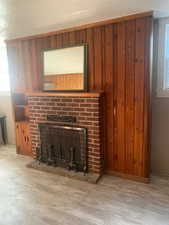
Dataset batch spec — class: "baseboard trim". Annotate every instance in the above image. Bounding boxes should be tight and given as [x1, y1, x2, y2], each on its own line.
[106, 170, 150, 183]
[152, 171, 169, 178]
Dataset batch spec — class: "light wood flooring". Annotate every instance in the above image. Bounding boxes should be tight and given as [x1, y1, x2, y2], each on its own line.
[0, 145, 169, 225]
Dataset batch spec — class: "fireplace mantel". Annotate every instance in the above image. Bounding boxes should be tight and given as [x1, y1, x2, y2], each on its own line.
[26, 92, 103, 98]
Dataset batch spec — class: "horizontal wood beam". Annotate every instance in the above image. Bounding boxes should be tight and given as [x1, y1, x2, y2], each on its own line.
[26, 92, 103, 97]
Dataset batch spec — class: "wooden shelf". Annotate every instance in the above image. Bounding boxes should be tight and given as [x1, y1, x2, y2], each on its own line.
[26, 92, 103, 98]
[12, 93, 29, 122]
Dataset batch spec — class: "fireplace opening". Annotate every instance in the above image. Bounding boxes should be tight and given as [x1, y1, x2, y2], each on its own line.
[36, 123, 87, 173]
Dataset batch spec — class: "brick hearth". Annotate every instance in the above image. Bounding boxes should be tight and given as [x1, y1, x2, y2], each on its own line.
[27, 93, 104, 174]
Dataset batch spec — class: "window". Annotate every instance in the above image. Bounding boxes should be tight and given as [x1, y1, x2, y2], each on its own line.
[0, 45, 10, 93]
[157, 18, 169, 97]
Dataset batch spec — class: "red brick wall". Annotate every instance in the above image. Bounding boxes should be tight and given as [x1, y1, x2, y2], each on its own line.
[28, 96, 103, 174]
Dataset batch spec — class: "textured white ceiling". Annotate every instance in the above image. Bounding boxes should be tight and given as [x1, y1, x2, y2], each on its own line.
[0, 0, 169, 41]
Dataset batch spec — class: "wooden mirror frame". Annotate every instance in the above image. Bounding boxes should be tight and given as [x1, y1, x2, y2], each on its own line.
[41, 44, 88, 92]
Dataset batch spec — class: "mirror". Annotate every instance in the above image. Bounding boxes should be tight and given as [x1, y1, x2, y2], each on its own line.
[42, 44, 87, 92]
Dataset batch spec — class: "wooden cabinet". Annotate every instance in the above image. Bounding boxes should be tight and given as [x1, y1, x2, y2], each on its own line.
[15, 122, 32, 156]
[12, 93, 32, 157]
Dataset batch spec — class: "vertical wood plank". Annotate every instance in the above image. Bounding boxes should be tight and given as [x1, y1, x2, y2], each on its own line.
[35, 38, 43, 91]
[143, 16, 153, 177]
[75, 30, 86, 44]
[69, 31, 76, 46]
[104, 24, 114, 171]
[86, 28, 95, 91]
[42, 37, 51, 49]
[112, 23, 118, 171]
[22, 40, 33, 91]
[50, 35, 57, 48]
[124, 20, 136, 174]
[17, 41, 26, 91]
[30, 40, 39, 91]
[62, 32, 70, 46]
[101, 26, 105, 91]
[93, 26, 103, 90]
[56, 34, 63, 48]
[78, 30, 86, 43]
[116, 22, 126, 172]
[134, 18, 146, 176]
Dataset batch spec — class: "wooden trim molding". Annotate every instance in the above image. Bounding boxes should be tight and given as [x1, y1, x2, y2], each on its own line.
[26, 92, 103, 97]
[106, 170, 150, 183]
[6, 11, 153, 42]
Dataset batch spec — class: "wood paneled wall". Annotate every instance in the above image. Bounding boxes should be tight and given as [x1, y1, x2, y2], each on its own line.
[44, 73, 83, 90]
[6, 13, 153, 181]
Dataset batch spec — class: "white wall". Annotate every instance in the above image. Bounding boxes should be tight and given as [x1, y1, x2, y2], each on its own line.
[0, 92, 15, 144]
[151, 20, 169, 176]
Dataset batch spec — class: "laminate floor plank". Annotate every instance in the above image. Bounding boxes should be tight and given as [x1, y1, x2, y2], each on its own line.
[0, 145, 169, 225]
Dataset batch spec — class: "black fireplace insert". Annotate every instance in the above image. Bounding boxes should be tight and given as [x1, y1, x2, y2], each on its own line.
[37, 123, 87, 173]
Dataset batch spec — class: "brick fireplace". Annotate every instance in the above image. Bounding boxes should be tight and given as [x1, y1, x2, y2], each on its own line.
[27, 93, 104, 175]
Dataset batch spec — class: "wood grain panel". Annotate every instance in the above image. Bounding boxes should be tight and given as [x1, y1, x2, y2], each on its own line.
[94, 26, 103, 90]
[124, 20, 135, 175]
[116, 22, 126, 173]
[56, 34, 63, 48]
[22, 40, 33, 91]
[69, 32, 76, 46]
[134, 18, 146, 177]
[6, 13, 153, 181]
[30, 40, 39, 91]
[112, 23, 118, 172]
[104, 24, 114, 171]
[50, 35, 57, 48]
[86, 28, 94, 91]
[143, 17, 153, 177]
[75, 30, 86, 44]
[62, 32, 70, 46]
[15, 122, 32, 156]
[44, 73, 83, 90]
[35, 39, 43, 90]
